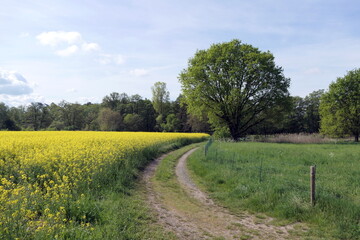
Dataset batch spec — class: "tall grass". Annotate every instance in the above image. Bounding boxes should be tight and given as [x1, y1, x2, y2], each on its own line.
[188, 141, 360, 239]
[249, 133, 334, 144]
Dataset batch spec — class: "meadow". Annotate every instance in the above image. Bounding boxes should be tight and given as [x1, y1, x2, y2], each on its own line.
[0, 131, 208, 239]
[188, 141, 360, 239]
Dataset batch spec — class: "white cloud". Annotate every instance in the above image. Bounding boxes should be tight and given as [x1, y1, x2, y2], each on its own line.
[0, 94, 45, 106]
[36, 31, 82, 46]
[0, 94, 44, 107]
[0, 70, 33, 95]
[37, 31, 123, 64]
[76, 96, 100, 104]
[82, 42, 100, 52]
[98, 54, 126, 65]
[0, 70, 41, 106]
[129, 68, 149, 77]
[56, 45, 79, 57]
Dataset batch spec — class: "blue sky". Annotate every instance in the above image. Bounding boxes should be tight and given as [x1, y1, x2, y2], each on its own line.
[1, 0, 360, 106]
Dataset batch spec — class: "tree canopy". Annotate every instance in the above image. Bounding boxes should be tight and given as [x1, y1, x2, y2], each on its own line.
[179, 39, 290, 140]
[320, 69, 360, 142]
[151, 82, 170, 116]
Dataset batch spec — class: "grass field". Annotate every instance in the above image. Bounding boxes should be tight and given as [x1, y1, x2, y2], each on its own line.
[188, 141, 360, 239]
[0, 131, 208, 239]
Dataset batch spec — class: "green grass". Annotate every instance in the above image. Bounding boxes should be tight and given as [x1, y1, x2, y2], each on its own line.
[153, 142, 207, 214]
[187, 141, 360, 239]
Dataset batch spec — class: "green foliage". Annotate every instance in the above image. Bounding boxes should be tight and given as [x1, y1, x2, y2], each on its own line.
[304, 89, 324, 133]
[155, 114, 164, 131]
[179, 39, 290, 140]
[151, 82, 170, 116]
[188, 141, 360, 239]
[320, 69, 360, 141]
[25, 102, 52, 130]
[212, 125, 231, 139]
[161, 113, 180, 132]
[0, 103, 20, 130]
[58, 101, 85, 130]
[98, 108, 122, 131]
[123, 113, 143, 131]
[101, 92, 122, 111]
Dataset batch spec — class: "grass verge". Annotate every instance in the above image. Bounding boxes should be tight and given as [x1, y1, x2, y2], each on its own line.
[187, 141, 360, 239]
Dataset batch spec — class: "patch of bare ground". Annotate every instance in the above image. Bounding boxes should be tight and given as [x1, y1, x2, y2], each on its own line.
[143, 148, 307, 240]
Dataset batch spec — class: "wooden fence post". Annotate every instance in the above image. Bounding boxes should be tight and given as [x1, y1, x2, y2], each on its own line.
[310, 165, 316, 206]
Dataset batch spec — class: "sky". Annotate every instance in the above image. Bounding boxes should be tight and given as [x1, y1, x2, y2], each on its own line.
[1, 0, 360, 106]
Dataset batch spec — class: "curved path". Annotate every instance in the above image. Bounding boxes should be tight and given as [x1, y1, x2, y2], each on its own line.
[143, 148, 302, 240]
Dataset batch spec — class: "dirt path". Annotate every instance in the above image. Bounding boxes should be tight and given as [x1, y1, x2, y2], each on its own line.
[143, 148, 302, 240]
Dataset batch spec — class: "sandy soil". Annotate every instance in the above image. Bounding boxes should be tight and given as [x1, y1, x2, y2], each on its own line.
[143, 148, 303, 240]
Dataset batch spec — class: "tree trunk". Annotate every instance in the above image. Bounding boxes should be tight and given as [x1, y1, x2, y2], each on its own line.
[229, 123, 243, 141]
[355, 134, 359, 142]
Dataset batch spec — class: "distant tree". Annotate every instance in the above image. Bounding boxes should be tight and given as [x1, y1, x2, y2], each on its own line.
[117, 93, 131, 115]
[134, 98, 156, 131]
[25, 102, 51, 130]
[123, 113, 143, 131]
[172, 95, 191, 132]
[102, 92, 121, 111]
[8, 106, 26, 129]
[155, 114, 164, 131]
[161, 113, 181, 132]
[179, 39, 290, 140]
[304, 89, 324, 133]
[127, 94, 143, 114]
[250, 97, 292, 135]
[83, 103, 101, 130]
[186, 114, 211, 133]
[59, 101, 85, 130]
[285, 96, 306, 133]
[47, 103, 64, 130]
[130, 94, 142, 103]
[0, 103, 18, 130]
[151, 82, 170, 116]
[320, 69, 360, 142]
[0, 103, 9, 129]
[98, 108, 122, 131]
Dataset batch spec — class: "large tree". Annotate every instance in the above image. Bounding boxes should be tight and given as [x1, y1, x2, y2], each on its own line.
[320, 69, 360, 142]
[179, 39, 290, 140]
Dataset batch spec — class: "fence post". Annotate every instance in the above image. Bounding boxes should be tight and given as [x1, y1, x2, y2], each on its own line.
[310, 165, 316, 206]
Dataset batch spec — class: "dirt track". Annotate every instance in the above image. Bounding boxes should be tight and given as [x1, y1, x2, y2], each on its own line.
[143, 148, 301, 240]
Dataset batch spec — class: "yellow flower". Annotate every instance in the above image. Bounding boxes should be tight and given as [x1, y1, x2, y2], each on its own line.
[0, 131, 208, 236]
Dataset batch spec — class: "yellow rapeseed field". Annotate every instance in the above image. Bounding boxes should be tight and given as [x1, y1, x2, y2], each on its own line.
[0, 131, 207, 238]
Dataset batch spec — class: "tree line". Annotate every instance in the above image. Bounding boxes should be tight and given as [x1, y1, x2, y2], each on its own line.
[0, 84, 323, 134]
[0, 84, 210, 133]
